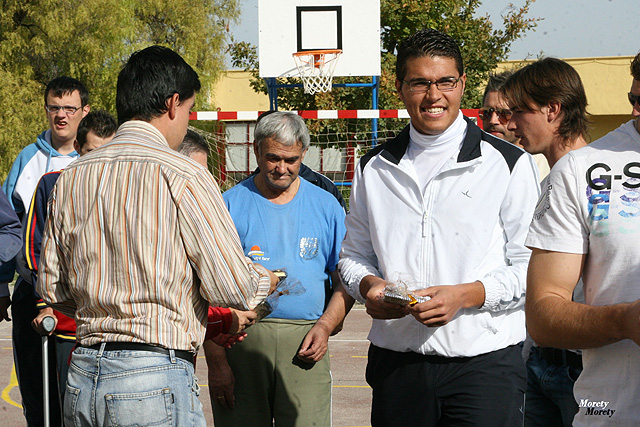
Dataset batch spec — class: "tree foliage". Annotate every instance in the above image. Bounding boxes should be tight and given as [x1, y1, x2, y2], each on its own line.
[0, 0, 240, 180]
[230, 0, 540, 127]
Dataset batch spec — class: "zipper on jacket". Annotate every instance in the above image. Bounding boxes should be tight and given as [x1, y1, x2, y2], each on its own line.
[421, 209, 429, 238]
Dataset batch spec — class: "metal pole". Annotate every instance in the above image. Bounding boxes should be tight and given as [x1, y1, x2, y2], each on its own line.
[41, 315, 56, 427]
[371, 75, 379, 148]
[266, 78, 279, 111]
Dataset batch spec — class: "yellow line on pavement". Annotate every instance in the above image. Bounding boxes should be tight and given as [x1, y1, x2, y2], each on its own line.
[1, 364, 22, 408]
[332, 385, 371, 388]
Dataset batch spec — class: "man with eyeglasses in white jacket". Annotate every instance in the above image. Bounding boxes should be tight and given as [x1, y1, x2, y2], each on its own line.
[338, 28, 540, 426]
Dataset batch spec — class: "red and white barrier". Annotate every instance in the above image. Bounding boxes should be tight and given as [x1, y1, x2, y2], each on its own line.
[189, 109, 482, 126]
[189, 109, 410, 121]
[189, 109, 480, 122]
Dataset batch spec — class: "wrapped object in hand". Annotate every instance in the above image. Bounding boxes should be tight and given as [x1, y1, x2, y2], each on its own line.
[383, 277, 430, 306]
[252, 277, 306, 321]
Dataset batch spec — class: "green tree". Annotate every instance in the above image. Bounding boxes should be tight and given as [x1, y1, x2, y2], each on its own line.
[230, 0, 539, 118]
[0, 0, 240, 180]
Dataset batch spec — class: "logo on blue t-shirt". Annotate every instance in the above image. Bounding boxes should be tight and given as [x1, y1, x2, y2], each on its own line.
[248, 245, 270, 261]
[299, 237, 318, 260]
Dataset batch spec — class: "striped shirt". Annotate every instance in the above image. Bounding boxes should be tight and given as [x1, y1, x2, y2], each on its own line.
[37, 120, 270, 351]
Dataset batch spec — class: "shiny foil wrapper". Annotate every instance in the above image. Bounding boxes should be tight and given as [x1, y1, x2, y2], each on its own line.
[383, 280, 430, 306]
[383, 291, 430, 306]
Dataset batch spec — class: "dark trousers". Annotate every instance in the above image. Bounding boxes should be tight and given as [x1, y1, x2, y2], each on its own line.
[12, 279, 62, 427]
[366, 344, 526, 427]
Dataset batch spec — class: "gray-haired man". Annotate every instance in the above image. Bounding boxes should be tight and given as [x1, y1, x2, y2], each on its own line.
[210, 111, 353, 427]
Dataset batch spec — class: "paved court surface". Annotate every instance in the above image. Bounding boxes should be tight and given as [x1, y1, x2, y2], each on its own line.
[0, 307, 372, 426]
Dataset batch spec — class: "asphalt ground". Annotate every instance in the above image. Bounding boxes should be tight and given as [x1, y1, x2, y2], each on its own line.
[0, 306, 373, 426]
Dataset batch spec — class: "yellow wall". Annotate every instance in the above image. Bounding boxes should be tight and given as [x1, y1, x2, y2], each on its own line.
[590, 115, 629, 141]
[211, 70, 270, 111]
[570, 57, 634, 116]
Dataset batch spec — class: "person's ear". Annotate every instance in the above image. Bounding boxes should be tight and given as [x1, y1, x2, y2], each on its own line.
[459, 73, 467, 95]
[547, 101, 561, 123]
[166, 93, 180, 120]
[396, 79, 405, 103]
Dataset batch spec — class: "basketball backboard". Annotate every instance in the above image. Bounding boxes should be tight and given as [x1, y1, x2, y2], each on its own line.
[258, 0, 381, 78]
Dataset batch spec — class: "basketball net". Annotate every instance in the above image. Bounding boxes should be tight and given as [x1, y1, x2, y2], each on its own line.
[292, 49, 342, 95]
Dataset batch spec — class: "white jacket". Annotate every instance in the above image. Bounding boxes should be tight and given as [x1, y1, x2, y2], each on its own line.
[339, 117, 540, 357]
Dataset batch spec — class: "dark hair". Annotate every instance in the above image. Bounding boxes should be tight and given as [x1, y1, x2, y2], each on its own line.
[116, 45, 201, 125]
[76, 110, 118, 149]
[396, 28, 464, 82]
[177, 129, 210, 157]
[631, 52, 640, 80]
[254, 111, 310, 152]
[44, 76, 89, 107]
[501, 57, 589, 142]
[482, 70, 515, 104]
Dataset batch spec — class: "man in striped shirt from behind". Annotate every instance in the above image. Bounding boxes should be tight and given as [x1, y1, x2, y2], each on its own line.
[37, 45, 277, 427]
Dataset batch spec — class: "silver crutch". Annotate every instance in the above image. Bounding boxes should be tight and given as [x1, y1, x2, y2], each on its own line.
[41, 315, 56, 427]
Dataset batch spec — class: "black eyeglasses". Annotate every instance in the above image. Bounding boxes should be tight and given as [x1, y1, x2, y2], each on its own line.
[478, 107, 513, 124]
[628, 93, 640, 107]
[402, 77, 461, 93]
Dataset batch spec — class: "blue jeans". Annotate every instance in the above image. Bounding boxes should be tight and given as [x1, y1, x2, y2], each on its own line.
[525, 346, 581, 427]
[64, 344, 205, 427]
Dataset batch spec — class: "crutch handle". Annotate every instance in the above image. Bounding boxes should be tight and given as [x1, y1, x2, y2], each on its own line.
[42, 315, 56, 334]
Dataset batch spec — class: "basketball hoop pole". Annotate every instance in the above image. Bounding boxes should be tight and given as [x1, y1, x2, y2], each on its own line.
[265, 75, 380, 147]
[265, 77, 379, 111]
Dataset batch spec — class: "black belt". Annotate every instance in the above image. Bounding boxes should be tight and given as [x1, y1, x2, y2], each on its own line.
[84, 342, 194, 365]
[540, 347, 582, 370]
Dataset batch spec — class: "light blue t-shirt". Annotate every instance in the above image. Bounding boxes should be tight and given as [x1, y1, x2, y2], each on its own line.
[223, 177, 346, 320]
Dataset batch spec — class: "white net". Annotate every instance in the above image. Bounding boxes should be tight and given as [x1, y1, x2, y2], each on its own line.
[190, 117, 409, 204]
[292, 50, 342, 95]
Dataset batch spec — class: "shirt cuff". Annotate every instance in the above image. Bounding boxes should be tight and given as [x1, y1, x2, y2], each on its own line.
[479, 275, 499, 310]
[247, 262, 272, 310]
[351, 268, 381, 303]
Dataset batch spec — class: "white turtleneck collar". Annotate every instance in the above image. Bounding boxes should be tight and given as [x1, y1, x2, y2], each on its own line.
[408, 110, 467, 148]
[404, 111, 468, 194]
